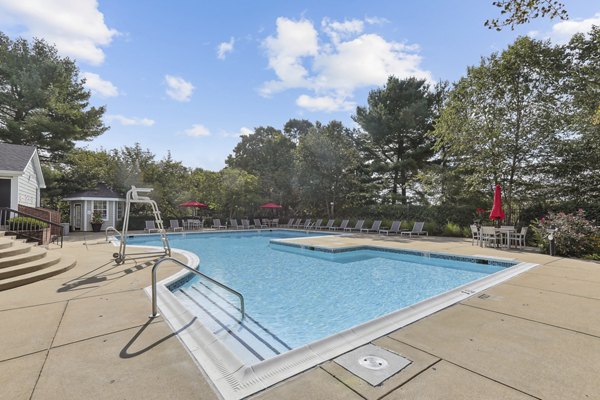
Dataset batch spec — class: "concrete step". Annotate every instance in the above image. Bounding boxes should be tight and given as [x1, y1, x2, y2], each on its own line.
[0, 252, 61, 280]
[0, 241, 35, 258]
[0, 255, 77, 291]
[0, 239, 14, 250]
[0, 247, 46, 269]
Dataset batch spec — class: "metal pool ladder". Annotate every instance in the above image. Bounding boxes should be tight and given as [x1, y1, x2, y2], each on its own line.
[149, 257, 245, 319]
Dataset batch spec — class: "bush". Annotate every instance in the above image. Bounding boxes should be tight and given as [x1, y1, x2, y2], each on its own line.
[7, 217, 48, 230]
[531, 209, 600, 257]
[441, 222, 463, 237]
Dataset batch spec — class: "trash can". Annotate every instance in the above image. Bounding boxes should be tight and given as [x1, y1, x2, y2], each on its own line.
[61, 223, 70, 236]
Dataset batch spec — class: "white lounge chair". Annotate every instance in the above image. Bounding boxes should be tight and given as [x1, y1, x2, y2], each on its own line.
[330, 219, 349, 231]
[379, 220, 401, 235]
[345, 219, 364, 232]
[361, 220, 381, 233]
[241, 219, 254, 229]
[144, 220, 160, 233]
[169, 219, 183, 232]
[230, 219, 242, 229]
[400, 222, 428, 237]
[285, 218, 295, 228]
[254, 218, 268, 228]
[318, 219, 334, 230]
[293, 219, 303, 228]
[212, 219, 227, 229]
[311, 219, 323, 229]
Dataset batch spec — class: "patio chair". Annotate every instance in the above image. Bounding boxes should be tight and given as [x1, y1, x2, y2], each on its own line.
[230, 219, 242, 229]
[271, 218, 279, 227]
[254, 218, 268, 228]
[285, 218, 295, 228]
[361, 220, 381, 233]
[470, 224, 481, 245]
[302, 219, 312, 229]
[510, 227, 528, 248]
[379, 220, 401, 235]
[480, 226, 500, 247]
[400, 222, 428, 237]
[345, 219, 364, 232]
[330, 219, 349, 231]
[144, 220, 160, 233]
[293, 219, 303, 228]
[212, 219, 227, 229]
[169, 219, 184, 232]
[241, 219, 254, 229]
[311, 219, 323, 229]
[319, 219, 335, 230]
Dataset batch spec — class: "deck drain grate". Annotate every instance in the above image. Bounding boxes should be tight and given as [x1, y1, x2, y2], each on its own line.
[334, 344, 411, 386]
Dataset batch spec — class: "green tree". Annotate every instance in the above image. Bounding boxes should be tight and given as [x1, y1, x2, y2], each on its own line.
[485, 0, 568, 31]
[432, 36, 567, 220]
[283, 118, 314, 143]
[143, 152, 190, 217]
[0, 33, 107, 162]
[218, 168, 260, 218]
[352, 76, 437, 205]
[295, 121, 361, 216]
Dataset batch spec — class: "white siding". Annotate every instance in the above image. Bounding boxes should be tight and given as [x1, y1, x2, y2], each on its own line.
[17, 161, 39, 207]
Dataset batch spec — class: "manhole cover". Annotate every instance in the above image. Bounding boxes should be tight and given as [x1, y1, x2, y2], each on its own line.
[358, 355, 389, 370]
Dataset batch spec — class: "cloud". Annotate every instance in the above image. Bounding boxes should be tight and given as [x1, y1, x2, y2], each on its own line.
[221, 127, 253, 137]
[106, 114, 155, 126]
[184, 124, 210, 137]
[164, 75, 194, 102]
[0, 0, 118, 65]
[548, 12, 600, 43]
[82, 72, 118, 97]
[217, 37, 235, 59]
[260, 16, 432, 112]
[296, 95, 355, 112]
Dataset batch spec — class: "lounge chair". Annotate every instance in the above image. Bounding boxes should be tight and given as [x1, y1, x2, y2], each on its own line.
[330, 219, 349, 231]
[318, 219, 334, 230]
[400, 222, 428, 237]
[230, 219, 242, 229]
[212, 219, 227, 229]
[311, 219, 323, 229]
[302, 219, 312, 229]
[345, 219, 364, 232]
[293, 219, 303, 228]
[271, 218, 279, 227]
[254, 218, 268, 228]
[241, 219, 254, 229]
[285, 218, 295, 228]
[379, 220, 401, 235]
[361, 220, 381, 233]
[169, 219, 184, 232]
[144, 220, 160, 233]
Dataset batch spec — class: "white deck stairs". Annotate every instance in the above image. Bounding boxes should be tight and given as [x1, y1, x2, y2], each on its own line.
[0, 232, 76, 291]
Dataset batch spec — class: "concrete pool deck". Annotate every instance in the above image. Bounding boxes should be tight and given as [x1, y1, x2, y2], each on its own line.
[1, 231, 599, 399]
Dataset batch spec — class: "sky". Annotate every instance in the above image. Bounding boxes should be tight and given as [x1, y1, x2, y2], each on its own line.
[0, 0, 598, 171]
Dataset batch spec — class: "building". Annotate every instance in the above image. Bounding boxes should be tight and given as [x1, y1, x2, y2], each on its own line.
[0, 143, 46, 210]
[63, 184, 125, 232]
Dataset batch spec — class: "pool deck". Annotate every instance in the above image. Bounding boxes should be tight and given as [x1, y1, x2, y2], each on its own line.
[1, 230, 599, 399]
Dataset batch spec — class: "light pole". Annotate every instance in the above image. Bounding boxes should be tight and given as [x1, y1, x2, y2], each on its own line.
[330, 202, 334, 218]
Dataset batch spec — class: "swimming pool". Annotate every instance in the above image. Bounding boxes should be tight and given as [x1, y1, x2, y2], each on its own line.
[130, 230, 535, 399]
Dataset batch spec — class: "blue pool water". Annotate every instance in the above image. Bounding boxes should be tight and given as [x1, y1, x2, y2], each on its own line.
[129, 230, 510, 362]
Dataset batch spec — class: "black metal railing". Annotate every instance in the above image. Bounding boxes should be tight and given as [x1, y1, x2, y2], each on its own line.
[0, 207, 63, 247]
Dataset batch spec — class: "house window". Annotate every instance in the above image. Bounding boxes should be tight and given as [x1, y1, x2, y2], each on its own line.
[93, 200, 108, 220]
[116, 202, 124, 220]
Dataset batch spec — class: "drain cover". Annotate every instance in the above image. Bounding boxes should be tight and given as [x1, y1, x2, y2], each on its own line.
[334, 344, 411, 386]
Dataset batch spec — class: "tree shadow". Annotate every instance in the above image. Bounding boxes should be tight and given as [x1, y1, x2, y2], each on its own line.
[119, 317, 197, 359]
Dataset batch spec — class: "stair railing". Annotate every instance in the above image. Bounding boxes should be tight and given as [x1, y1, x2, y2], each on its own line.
[0, 207, 63, 247]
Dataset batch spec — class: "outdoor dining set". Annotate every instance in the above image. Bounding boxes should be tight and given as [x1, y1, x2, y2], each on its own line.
[470, 224, 528, 249]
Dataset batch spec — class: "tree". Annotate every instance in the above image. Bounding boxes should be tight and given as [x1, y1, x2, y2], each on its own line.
[0, 33, 107, 162]
[283, 119, 314, 143]
[432, 36, 567, 221]
[485, 0, 568, 31]
[352, 76, 437, 205]
[295, 121, 361, 216]
[218, 168, 260, 218]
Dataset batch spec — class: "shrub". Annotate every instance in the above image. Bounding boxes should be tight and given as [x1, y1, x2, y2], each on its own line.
[441, 222, 463, 237]
[531, 209, 600, 257]
[7, 217, 48, 230]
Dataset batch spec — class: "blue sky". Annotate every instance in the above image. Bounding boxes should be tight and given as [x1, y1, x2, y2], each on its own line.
[0, 1, 598, 170]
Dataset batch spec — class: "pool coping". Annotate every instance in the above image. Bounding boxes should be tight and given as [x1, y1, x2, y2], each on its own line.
[136, 231, 538, 400]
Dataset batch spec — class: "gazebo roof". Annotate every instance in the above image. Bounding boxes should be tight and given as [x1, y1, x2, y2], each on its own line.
[63, 184, 124, 200]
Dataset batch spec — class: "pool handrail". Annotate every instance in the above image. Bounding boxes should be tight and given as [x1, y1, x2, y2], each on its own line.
[105, 226, 121, 242]
[149, 256, 245, 319]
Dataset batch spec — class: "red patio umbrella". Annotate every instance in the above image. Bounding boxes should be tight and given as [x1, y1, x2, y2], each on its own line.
[259, 202, 283, 209]
[489, 184, 505, 225]
[179, 201, 208, 208]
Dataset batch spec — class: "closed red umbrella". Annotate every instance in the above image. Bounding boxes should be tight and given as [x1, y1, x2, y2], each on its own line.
[489, 184, 505, 224]
[260, 202, 282, 209]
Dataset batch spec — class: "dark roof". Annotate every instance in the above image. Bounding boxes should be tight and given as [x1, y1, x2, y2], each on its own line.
[64, 184, 124, 199]
[0, 143, 36, 172]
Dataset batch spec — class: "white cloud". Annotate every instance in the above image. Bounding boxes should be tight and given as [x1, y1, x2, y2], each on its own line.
[548, 13, 600, 43]
[106, 114, 155, 126]
[222, 127, 253, 137]
[0, 0, 118, 65]
[82, 72, 118, 97]
[365, 16, 389, 25]
[296, 95, 355, 112]
[260, 16, 432, 112]
[217, 37, 235, 59]
[184, 124, 210, 137]
[164, 75, 194, 102]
